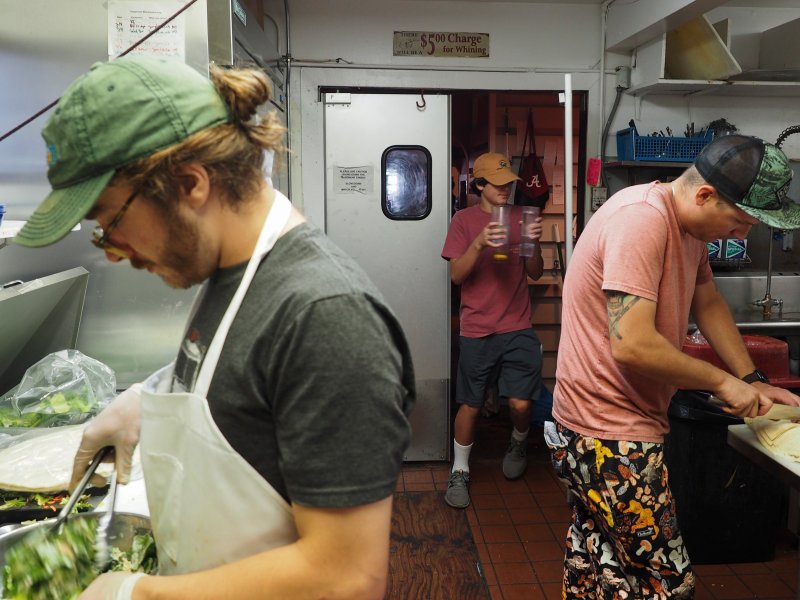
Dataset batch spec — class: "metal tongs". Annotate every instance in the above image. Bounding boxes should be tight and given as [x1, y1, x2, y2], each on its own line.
[94, 467, 117, 571]
[49, 446, 116, 570]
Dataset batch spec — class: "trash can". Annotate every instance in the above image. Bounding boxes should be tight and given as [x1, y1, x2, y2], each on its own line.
[663, 390, 786, 564]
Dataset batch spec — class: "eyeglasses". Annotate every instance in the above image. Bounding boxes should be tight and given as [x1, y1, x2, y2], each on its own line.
[91, 191, 136, 258]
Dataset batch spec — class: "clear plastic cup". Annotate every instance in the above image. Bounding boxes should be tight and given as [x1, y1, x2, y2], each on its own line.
[490, 204, 511, 261]
[520, 206, 541, 257]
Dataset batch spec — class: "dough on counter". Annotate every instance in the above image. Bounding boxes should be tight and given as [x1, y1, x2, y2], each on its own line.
[747, 418, 800, 462]
[0, 424, 116, 492]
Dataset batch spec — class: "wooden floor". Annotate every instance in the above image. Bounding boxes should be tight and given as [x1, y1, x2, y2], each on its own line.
[388, 410, 800, 600]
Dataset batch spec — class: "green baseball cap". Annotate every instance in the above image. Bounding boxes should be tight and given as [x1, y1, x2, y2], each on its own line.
[15, 56, 232, 248]
[695, 134, 800, 230]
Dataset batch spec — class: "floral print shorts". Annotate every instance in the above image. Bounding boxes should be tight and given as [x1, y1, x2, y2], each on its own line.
[544, 421, 695, 599]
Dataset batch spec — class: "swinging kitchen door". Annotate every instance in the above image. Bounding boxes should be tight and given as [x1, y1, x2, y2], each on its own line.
[323, 92, 451, 461]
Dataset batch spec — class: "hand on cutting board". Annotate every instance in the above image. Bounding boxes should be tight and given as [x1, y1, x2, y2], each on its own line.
[79, 572, 145, 600]
[70, 384, 142, 489]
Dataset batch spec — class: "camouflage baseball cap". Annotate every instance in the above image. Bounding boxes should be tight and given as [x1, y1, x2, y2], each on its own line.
[695, 134, 800, 230]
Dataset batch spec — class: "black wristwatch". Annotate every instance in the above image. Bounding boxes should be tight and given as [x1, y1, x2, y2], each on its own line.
[742, 369, 770, 384]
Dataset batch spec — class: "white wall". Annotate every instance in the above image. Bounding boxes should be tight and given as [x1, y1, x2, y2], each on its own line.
[288, 0, 601, 69]
[283, 0, 800, 225]
[285, 0, 619, 226]
[606, 4, 800, 159]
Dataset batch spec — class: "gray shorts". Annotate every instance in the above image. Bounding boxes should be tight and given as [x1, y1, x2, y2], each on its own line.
[456, 328, 542, 407]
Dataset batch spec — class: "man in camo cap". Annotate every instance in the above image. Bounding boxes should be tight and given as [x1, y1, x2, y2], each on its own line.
[694, 134, 800, 229]
[546, 134, 800, 598]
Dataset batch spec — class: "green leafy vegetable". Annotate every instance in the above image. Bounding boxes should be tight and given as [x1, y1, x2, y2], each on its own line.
[0, 392, 94, 428]
[1, 518, 157, 599]
[2, 518, 97, 600]
[0, 491, 92, 513]
[110, 533, 157, 575]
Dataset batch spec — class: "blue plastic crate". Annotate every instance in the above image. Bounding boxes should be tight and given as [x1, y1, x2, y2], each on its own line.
[616, 128, 713, 162]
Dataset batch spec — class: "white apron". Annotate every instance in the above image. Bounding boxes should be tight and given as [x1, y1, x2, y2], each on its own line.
[140, 192, 298, 575]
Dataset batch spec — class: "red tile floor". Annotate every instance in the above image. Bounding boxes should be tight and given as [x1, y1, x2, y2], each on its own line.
[397, 411, 799, 600]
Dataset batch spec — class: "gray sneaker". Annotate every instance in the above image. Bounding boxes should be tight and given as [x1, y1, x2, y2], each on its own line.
[444, 469, 470, 508]
[502, 438, 528, 480]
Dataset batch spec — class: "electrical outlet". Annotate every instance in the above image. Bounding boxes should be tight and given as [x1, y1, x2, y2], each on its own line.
[591, 186, 608, 211]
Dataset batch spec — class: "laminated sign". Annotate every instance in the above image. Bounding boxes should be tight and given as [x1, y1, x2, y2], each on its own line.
[393, 31, 489, 58]
[334, 166, 374, 195]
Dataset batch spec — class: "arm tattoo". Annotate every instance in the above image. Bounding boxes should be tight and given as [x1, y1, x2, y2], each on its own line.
[606, 291, 640, 340]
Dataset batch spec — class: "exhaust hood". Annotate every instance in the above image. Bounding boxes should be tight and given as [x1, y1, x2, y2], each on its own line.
[207, 0, 285, 111]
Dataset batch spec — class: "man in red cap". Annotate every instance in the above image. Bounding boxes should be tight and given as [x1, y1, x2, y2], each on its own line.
[441, 152, 544, 508]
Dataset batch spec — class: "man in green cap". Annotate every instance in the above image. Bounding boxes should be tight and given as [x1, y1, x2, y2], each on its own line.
[16, 56, 414, 600]
[546, 134, 800, 598]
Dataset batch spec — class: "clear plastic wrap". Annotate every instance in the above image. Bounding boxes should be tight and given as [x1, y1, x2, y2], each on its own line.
[0, 350, 116, 446]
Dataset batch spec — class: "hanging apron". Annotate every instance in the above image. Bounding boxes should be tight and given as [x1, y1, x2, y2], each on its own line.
[139, 191, 298, 575]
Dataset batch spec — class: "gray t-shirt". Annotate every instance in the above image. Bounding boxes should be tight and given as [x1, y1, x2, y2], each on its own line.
[172, 223, 415, 507]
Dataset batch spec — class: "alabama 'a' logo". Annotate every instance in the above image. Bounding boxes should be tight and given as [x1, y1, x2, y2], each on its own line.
[526, 174, 544, 189]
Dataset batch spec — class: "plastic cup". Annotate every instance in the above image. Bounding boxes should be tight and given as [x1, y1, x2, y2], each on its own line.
[490, 205, 510, 261]
[520, 206, 541, 257]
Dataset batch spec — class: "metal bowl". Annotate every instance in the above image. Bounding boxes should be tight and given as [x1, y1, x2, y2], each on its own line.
[0, 511, 153, 573]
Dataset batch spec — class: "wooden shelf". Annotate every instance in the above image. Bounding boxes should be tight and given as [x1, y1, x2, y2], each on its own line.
[529, 274, 562, 286]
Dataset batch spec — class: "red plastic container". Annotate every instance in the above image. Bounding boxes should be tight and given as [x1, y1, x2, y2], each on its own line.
[682, 334, 800, 388]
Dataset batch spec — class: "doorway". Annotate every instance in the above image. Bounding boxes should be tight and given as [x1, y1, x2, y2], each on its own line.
[449, 90, 587, 405]
[321, 87, 588, 461]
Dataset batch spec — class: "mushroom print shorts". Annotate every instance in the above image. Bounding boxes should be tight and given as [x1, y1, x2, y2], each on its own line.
[543, 422, 695, 600]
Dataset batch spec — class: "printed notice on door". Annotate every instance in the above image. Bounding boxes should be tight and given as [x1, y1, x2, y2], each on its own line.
[108, 1, 186, 61]
[393, 31, 489, 58]
[334, 166, 373, 195]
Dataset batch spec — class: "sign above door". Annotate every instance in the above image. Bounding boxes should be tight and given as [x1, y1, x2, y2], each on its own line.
[393, 31, 489, 58]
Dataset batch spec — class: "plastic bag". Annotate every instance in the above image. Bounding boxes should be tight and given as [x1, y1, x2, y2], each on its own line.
[0, 349, 116, 434]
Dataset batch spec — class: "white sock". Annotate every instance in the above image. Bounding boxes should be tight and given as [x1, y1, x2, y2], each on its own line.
[452, 440, 473, 473]
[512, 427, 529, 442]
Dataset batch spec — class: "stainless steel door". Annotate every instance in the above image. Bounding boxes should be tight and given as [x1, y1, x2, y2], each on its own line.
[324, 93, 450, 461]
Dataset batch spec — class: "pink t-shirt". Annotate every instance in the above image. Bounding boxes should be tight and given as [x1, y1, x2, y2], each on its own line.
[442, 204, 532, 337]
[553, 183, 712, 442]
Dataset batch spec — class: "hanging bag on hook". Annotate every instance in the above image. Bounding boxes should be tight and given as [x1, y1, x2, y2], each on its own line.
[514, 110, 549, 208]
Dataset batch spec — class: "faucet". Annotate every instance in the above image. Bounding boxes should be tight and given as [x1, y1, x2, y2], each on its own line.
[749, 126, 800, 319]
[750, 228, 784, 318]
